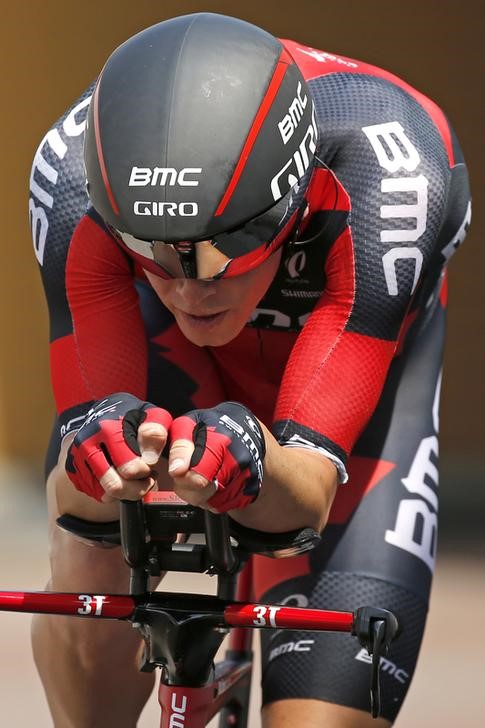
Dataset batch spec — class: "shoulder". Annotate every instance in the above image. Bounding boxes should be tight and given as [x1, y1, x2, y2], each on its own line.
[281, 39, 455, 168]
[29, 82, 96, 269]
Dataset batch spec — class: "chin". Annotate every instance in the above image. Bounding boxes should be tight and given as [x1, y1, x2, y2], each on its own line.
[177, 319, 243, 347]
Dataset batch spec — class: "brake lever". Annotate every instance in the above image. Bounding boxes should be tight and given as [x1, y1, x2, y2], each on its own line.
[352, 607, 400, 719]
[369, 619, 386, 717]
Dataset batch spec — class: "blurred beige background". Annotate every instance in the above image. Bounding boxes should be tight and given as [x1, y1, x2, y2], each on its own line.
[1, 1, 483, 726]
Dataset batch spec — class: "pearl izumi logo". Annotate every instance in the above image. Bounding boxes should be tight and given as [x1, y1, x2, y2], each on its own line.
[285, 250, 307, 278]
[133, 201, 198, 216]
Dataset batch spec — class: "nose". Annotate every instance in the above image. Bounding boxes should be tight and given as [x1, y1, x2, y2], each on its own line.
[174, 278, 218, 306]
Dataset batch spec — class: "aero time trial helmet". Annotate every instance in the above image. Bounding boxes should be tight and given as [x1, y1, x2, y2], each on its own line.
[84, 13, 318, 279]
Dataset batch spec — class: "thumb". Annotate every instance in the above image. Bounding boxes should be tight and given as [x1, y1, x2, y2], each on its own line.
[168, 438, 194, 476]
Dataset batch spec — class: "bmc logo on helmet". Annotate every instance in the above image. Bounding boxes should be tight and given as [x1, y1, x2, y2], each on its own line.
[129, 167, 202, 187]
[278, 81, 308, 145]
[271, 104, 318, 201]
[134, 201, 198, 216]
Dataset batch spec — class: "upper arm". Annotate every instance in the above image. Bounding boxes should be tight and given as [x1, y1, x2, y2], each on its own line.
[274, 72, 467, 471]
[29, 84, 148, 439]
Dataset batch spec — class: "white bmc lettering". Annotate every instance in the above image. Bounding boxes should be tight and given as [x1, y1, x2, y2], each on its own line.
[271, 105, 318, 200]
[30, 96, 91, 265]
[133, 201, 198, 217]
[219, 414, 264, 480]
[278, 81, 308, 144]
[362, 121, 429, 296]
[269, 639, 314, 662]
[77, 594, 107, 616]
[355, 648, 409, 684]
[384, 373, 441, 572]
[129, 167, 202, 187]
[169, 693, 187, 728]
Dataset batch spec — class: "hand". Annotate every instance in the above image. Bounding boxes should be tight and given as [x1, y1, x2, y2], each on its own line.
[65, 393, 172, 502]
[168, 402, 266, 513]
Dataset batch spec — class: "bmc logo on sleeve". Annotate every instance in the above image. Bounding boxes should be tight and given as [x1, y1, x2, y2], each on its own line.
[30, 96, 91, 266]
[362, 121, 429, 297]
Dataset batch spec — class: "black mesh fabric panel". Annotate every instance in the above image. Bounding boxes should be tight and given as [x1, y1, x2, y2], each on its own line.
[309, 73, 450, 340]
[260, 571, 428, 722]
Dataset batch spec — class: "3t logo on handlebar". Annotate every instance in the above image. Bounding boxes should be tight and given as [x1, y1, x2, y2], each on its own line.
[77, 594, 107, 616]
[252, 605, 281, 627]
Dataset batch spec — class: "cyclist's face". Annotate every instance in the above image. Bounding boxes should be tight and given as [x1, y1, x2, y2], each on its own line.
[144, 247, 282, 347]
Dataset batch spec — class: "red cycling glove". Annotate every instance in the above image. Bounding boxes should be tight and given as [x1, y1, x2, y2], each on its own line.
[170, 402, 266, 513]
[65, 393, 172, 501]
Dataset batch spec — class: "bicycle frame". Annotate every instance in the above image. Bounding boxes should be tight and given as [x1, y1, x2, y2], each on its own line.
[0, 496, 399, 727]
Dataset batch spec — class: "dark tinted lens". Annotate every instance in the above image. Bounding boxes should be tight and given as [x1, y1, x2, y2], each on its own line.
[212, 185, 295, 258]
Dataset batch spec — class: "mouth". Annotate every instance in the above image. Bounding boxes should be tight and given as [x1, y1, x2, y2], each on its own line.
[176, 309, 228, 328]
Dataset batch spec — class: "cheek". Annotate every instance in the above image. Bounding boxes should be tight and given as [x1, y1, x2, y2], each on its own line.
[144, 271, 175, 303]
[244, 250, 282, 301]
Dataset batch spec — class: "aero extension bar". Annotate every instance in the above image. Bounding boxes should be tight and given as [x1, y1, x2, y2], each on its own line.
[0, 493, 399, 726]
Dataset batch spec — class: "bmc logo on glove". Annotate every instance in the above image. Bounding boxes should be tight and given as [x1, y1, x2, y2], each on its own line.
[170, 402, 266, 513]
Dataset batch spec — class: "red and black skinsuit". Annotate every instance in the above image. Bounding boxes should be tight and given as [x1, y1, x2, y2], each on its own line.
[30, 40, 470, 720]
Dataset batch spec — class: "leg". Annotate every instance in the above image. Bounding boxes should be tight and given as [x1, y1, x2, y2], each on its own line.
[254, 290, 446, 726]
[263, 700, 390, 728]
[34, 286, 227, 727]
[32, 474, 156, 728]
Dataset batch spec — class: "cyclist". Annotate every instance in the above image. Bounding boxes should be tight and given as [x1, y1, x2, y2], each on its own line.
[29, 12, 470, 728]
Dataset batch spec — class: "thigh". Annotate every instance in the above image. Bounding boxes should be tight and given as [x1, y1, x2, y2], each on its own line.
[254, 293, 446, 723]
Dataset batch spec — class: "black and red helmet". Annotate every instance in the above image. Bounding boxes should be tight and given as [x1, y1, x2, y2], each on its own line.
[84, 13, 318, 276]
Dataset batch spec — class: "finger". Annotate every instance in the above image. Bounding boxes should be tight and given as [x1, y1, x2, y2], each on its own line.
[100, 467, 155, 501]
[173, 475, 217, 508]
[117, 454, 153, 480]
[168, 438, 195, 476]
[138, 421, 168, 466]
[138, 406, 172, 465]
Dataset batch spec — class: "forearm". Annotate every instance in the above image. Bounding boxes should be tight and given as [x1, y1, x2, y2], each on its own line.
[229, 423, 339, 534]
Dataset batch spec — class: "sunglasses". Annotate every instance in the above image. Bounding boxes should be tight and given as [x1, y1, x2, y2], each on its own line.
[111, 184, 301, 280]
